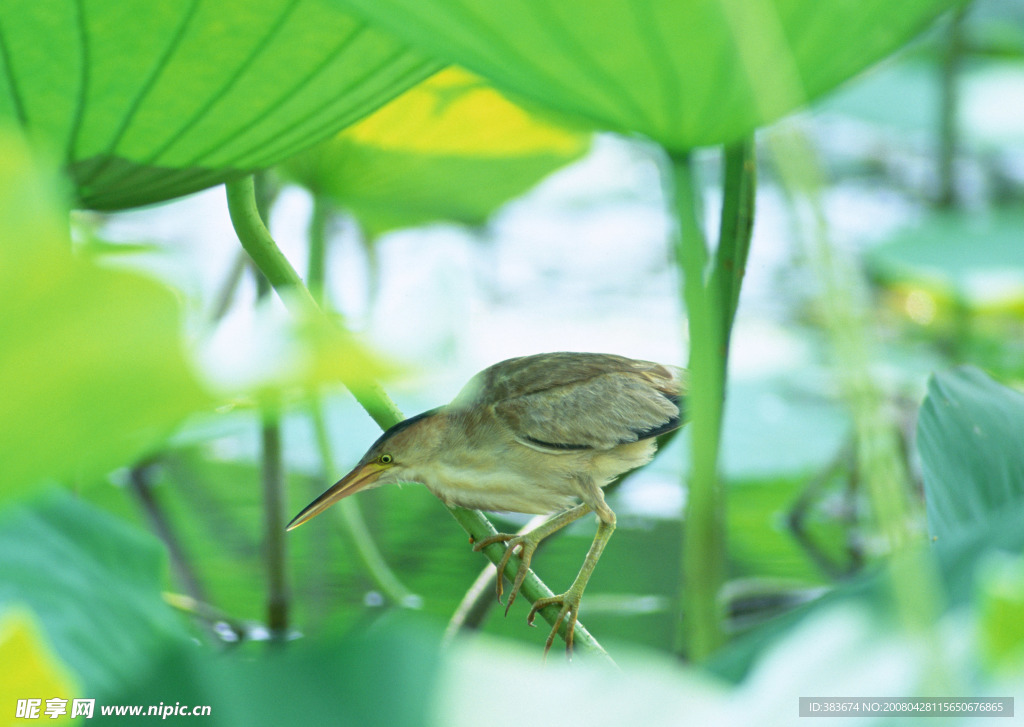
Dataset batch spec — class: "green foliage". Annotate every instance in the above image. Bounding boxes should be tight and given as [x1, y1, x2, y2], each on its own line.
[0, 493, 442, 726]
[1, 0, 1021, 722]
[0, 0, 440, 209]
[917, 366, 1024, 542]
[0, 493, 188, 696]
[976, 553, 1024, 672]
[102, 613, 441, 727]
[0, 132, 210, 500]
[281, 68, 591, 236]
[869, 210, 1024, 301]
[332, 0, 962, 149]
[917, 367, 1024, 628]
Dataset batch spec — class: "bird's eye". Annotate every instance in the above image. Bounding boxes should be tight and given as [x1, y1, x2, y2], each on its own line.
[379, 454, 393, 465]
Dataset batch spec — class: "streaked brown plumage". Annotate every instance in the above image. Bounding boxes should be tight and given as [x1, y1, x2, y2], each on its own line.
[288, 352, 686, 654]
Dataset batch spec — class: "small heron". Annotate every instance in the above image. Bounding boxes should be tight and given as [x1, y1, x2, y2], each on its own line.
[288, 352, 685, 654]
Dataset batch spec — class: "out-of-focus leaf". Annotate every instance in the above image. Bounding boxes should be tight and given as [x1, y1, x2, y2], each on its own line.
[868, 210, 1024, 310]
[818, 59, 940, 132]
[977, 553, 1024, 673]
[917, 366, 1024, 542]
[967, 0, 1024, 55]
[281, 68, 590, 236]
[822, 57, 1024, 147]
[0, 610, 79, 718]
[0, 0, 441, 210]
[0, 493, 188, 697]
[440, 602, 952, 726]
[722, 377, 849, 480]
[0, 492, 441, 726]
[332, 0, 962, 150]
[728, 476, 845, 585]
[98, 613, 440, 727]
[197, 301, 396, 400]
[0, 132, 210, 500]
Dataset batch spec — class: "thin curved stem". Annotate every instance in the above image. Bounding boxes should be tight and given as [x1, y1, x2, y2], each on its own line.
[229, 177, 414, 604]
[443, 562, 498, 644]
[225, 177, 611, 660]
[300, 190, 417, 607]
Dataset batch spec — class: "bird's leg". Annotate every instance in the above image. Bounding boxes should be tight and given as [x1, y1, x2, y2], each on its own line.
[472, 503, 592, 613]
[527, 514, 615, 658]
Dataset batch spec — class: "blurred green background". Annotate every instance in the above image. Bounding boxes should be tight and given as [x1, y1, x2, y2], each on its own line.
[2, 0, 1024, 724]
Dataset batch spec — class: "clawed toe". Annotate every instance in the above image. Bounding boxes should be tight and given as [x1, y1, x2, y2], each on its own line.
[468, 505, 604, 656]
[471, 532, 514, 552]
[473, 533, 536, 609]
[527, 592, 581, 658]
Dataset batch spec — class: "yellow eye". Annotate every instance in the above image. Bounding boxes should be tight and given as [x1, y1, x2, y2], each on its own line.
[379, 454, 393, 465]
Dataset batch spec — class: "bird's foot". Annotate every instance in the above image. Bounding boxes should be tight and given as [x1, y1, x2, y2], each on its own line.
[472, 531, 541, 614]
[527, 586, 583, 659]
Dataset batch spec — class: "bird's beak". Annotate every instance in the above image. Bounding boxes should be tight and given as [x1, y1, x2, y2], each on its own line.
[286, 462, 384, 531]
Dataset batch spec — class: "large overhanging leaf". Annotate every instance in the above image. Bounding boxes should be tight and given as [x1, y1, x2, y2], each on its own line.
[332, 0, 963, 150]
[281, 68, 590, 236]
[0, 0, 442, 210]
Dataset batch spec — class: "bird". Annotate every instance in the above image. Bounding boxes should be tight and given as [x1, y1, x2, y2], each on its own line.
[287, 352, 686, 655]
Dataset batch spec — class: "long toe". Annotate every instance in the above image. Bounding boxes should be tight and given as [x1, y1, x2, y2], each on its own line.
[503, 539, 538, 615]
[527, 592, 582, 659]
[474, 533, 536, 607]
[472, 532, 515, 552]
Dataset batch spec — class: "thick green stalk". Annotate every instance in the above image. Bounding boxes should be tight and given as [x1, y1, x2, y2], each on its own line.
[225, 177, 610, 660]
[671, 142, 754, 661]
[671, 153, 728, 662]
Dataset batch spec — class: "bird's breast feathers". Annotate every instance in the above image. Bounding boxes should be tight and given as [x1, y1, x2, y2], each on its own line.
[421, 461, 579, 515]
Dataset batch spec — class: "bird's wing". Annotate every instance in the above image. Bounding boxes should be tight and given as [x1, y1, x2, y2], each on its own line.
[452, 352, 685, 451]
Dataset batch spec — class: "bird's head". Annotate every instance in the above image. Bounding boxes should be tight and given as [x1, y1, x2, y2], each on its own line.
[286, 409, 441, 531]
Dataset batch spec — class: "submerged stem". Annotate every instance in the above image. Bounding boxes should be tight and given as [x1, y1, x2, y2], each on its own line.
[261, 405, 289, 640]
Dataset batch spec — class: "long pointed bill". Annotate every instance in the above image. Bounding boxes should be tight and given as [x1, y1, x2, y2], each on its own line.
[286, 463, 383, 531]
